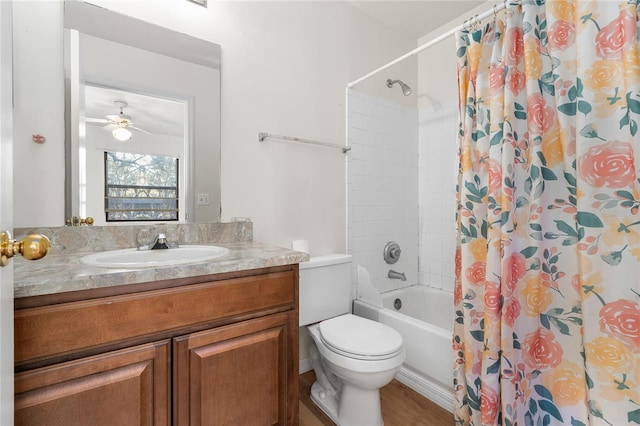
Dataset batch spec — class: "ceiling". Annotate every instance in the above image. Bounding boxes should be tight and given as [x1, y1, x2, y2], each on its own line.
[348, 0, 486, 39]
[84, 85, 185, 138]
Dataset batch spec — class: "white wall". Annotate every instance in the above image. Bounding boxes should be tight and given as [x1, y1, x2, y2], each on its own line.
[212, 1, 417, 254]
[16, 0, 417, 255]
[12, 1, 65, 228]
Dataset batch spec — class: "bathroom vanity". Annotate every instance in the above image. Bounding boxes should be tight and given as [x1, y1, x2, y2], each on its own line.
[13, 223, 306, 426]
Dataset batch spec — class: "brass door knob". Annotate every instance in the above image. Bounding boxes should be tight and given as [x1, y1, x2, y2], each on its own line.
[0, 231, 51, 267]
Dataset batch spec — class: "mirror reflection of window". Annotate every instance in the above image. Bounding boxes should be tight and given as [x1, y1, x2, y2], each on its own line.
[104, 152, 179, 222]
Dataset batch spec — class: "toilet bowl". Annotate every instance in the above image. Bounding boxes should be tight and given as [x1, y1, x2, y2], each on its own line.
[307, 314, 404, 426]
[299, 255, 405, 426]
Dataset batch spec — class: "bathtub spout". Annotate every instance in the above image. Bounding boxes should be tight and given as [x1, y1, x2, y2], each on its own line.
[388, 270, 406, 281]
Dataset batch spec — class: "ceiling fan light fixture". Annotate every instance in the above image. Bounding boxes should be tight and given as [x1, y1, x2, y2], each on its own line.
[112, 127, 132, 141]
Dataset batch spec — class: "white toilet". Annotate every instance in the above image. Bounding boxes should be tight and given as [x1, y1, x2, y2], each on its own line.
[300, 254, 405, 426]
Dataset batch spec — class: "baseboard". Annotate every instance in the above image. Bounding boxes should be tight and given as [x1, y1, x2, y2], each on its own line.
[395, 367, 454, 413]
[299, 357, 312, 374]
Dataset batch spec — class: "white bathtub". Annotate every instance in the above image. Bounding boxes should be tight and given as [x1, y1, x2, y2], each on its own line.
[353, 285, 454, 412]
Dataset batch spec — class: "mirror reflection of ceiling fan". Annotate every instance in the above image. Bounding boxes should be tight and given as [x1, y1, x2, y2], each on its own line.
[85, 100, 152, 141]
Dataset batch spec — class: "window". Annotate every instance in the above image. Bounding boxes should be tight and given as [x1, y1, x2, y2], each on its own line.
[104, 151, 179, 222]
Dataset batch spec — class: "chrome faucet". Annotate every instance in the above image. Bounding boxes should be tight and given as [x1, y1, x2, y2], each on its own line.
[137, 229, 171, 250]
[388, 269, 407, 281]
[151, 233, 169, 250]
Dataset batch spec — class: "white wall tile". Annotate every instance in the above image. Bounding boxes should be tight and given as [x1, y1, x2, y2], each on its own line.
[348, 90, 458, 299]
[418, 99, 458, 296]
[348, 89, 419, 294]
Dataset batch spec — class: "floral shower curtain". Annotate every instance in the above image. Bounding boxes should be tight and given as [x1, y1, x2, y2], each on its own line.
[453, 1, 640, 425]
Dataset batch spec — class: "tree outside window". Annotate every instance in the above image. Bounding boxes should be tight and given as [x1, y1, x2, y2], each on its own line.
[105, 151, 179, 222]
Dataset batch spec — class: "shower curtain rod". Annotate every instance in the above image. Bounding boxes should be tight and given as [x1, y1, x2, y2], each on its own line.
[347, 1, 509, 88]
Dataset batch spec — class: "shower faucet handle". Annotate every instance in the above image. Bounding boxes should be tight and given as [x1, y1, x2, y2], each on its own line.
[383, 241, 402, 264]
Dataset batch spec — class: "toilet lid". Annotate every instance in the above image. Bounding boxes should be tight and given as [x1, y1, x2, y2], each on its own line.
[319, 314, 403, 360]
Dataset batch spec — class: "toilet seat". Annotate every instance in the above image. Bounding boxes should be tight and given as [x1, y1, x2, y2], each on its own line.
[318, 314, 403, 361]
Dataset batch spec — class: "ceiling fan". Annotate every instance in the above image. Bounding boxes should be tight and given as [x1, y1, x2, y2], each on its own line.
[85, 100, 152, 141]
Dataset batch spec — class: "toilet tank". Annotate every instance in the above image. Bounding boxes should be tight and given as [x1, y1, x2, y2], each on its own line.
[299, 254, 352, 326]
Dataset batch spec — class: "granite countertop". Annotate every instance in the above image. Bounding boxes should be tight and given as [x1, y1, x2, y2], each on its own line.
[14, 242, 309, 299]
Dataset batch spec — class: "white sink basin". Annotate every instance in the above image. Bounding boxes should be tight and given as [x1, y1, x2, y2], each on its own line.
[80, 245, 229, 269]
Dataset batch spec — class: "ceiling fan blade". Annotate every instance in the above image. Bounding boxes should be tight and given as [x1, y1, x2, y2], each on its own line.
[85, 117, 109, 124]
[102, 124, 117, 131]
[129, 125, 152, 135]
[105, 114, 124, 122]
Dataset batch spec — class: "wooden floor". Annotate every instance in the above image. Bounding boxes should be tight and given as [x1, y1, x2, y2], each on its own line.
[299, 371, 454, 426]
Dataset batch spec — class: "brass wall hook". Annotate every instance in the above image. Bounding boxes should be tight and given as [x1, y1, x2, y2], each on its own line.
[66, 216, 94, 226]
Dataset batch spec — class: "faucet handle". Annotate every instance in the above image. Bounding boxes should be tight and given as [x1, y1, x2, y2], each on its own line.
[383, 241, 402, 264]
[136, 228, 155, 250]
[166, 229, 180, 248]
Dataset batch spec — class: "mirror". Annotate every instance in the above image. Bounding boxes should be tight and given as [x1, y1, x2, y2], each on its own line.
[12, 1, 221, 227]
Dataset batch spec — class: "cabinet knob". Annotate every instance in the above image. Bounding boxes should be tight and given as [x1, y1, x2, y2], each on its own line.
[0, 231, 51, 267]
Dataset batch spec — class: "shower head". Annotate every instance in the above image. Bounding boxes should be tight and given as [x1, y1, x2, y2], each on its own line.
[386, 79, 412, 96]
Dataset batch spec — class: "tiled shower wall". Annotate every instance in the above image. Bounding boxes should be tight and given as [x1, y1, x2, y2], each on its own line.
[347, 89, 419, 295]
[418, 99, 458, 292]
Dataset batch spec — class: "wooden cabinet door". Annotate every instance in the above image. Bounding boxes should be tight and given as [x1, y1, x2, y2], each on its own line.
[15, 340, 170, 426]
[174, 312, 297, 426]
